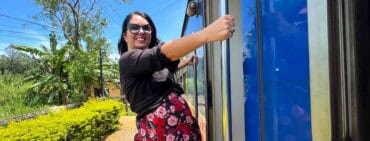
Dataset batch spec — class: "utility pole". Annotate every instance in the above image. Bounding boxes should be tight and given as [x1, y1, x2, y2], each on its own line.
[99, 47, 104, 97]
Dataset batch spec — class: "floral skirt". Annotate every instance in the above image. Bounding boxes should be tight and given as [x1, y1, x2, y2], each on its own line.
[134, 93, 201, 141]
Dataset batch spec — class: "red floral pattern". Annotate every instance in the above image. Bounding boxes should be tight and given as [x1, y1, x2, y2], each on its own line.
[134, 93, 201, 141]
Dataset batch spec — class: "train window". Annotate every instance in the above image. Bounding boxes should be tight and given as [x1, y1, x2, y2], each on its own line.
[242, 0, 312, 140]
[183, 51, 197, 113]
[195, 45, 208, 141]
[179, 1, 207, 140]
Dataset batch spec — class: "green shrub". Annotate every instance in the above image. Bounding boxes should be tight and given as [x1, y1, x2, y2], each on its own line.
[0, 74, 49, 119]
[0, 99, 123, 140]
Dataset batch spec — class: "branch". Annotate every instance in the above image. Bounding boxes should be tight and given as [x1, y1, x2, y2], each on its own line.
[85, 0, 96, 14]
[56, 11, 64, 26]
[73, 0, 79, 8]
[49, 10, 63, 27]
[62, 26, 73, 44]
[59, 12, 73, 45]
[67, 1, 80, 50]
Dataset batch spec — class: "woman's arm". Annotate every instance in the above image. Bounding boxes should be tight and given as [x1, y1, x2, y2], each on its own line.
[161, 15, 235, 61]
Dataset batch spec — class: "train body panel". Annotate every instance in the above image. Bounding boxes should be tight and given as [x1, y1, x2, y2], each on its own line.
[180, 0, 369, 140]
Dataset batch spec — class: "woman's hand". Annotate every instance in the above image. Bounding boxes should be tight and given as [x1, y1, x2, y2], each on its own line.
[199, 15, 235, 43]
[161, 15, 235, 61]
[178, 54, 198, 69]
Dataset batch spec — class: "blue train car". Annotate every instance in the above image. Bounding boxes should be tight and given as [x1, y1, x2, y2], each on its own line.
[178, 0, 370, 140]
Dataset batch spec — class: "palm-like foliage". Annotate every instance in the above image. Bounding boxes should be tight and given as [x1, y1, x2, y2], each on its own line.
[67, 49, 99, 100]
[11, 32, 120, 105]
[11, 32, 72, 105]
[4, 0, 123, 106]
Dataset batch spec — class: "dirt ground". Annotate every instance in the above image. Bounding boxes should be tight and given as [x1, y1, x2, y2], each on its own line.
[102, 116, 137, 141]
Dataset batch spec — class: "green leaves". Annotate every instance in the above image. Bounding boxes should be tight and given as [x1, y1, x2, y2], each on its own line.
[0, 74, 46, 119]
[0, 99, 123, 140]
[4, 0, 121, 106]
[10, 44, 47, 56]
[11, 33, 73, 105]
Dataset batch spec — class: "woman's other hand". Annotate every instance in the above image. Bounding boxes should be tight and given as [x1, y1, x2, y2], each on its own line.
[200, 15, 235, 43]
[184, 54, 198, 65]
[178, 54, 198, 69]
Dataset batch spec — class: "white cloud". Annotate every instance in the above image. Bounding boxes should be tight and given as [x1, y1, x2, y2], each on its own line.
[0, 41, 11, 55]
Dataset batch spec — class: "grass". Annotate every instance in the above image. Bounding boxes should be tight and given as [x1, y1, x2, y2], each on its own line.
[0, 74, 50, 120]
[0, 104, 49, 120]
[0, 74, 136, 121]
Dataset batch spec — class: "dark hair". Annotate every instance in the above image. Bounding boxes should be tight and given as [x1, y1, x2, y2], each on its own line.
[118, 11, 159, 55]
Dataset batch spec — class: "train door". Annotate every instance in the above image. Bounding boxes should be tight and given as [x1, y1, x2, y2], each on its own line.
[194, 0, 367, 140]
[178, 1, 208, 140]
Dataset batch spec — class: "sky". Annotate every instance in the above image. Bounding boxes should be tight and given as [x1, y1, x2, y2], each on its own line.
[0, 0, 187, 60]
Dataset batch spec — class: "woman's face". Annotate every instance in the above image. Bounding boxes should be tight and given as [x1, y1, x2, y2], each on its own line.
[124, 14, 152, 50]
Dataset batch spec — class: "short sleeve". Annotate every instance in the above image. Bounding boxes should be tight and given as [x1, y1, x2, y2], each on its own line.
[119, 43, 180, 76]
[156, 43, 180, 73]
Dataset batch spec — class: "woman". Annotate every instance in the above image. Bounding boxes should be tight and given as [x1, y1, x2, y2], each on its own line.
[118, 11, 235, 141]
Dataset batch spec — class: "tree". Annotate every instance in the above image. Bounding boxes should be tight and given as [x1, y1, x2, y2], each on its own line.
[33, 0, 121, 99]
[0, 48, 36, 75]
[11, 33, 120, 105]
[11, 32, 72, 104]
[66, 36, 118, 100]
[34, 0, 108, 51]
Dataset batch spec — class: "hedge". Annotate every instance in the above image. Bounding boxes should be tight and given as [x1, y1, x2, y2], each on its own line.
[0, 99, 123, 140]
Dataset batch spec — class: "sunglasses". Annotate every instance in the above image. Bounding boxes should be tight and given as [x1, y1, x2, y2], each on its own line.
[127, 24, 152, 34]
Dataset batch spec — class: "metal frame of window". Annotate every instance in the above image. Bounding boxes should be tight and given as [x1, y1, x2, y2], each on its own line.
[205, 0, 245, 140]
[328, 0, 360, 140]
[306, 0, 332, 140]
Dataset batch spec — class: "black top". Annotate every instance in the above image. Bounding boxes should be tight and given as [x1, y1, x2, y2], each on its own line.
[119, 43, 184, 117]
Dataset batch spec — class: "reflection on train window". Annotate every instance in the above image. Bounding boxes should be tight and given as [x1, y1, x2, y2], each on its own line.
[242, 0, 311, 140]
[195, 46, 207, 141]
